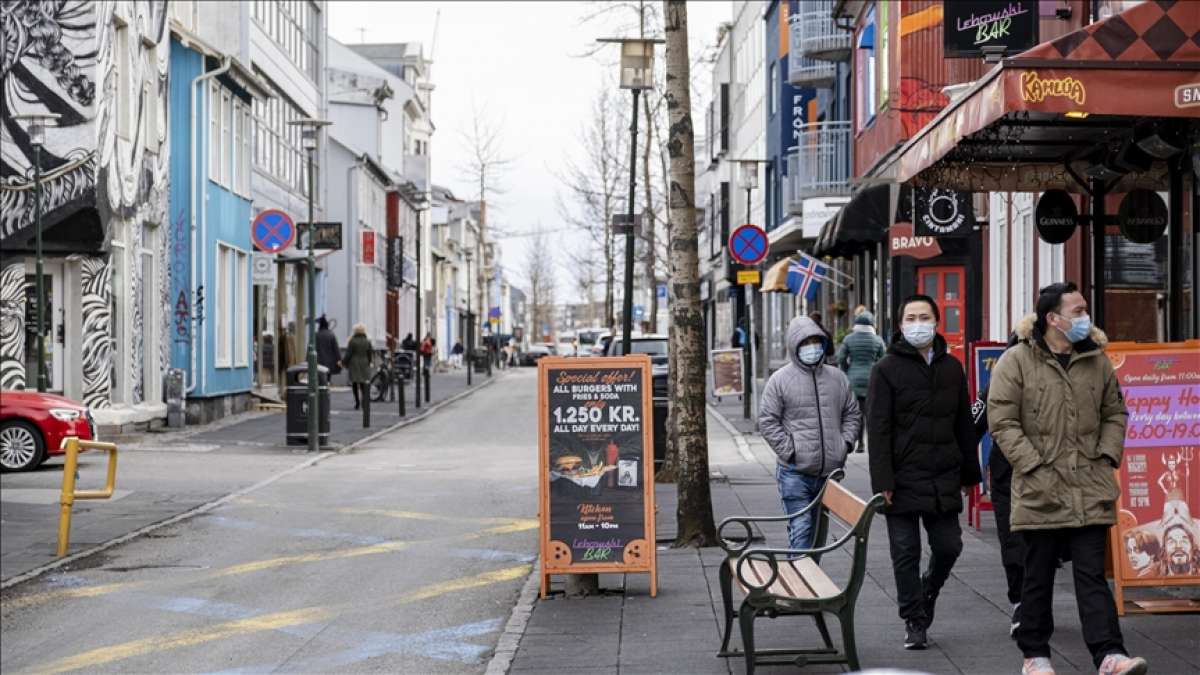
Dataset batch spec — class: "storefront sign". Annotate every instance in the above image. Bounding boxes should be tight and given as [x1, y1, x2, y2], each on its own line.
[538, 357, 657, 597]
[1107, 344, 1200, 591]
[361, 231, 376, 265]
[1034, 189, 1079, 244]
[386, 237, 402, 289]
[298, 222, 343, 251]
[969, 342, 1008, 493]
[944, 1, 1039, 58]
[1175, 83, 1200, 109]
[1020, 71, 1086, 105]
[913, 187, 974, 237]
[1117, 189, 1168, 244]
[711, 349, 744, 397]
[802, 197, 849, 240]
[889, 222, 943, 260]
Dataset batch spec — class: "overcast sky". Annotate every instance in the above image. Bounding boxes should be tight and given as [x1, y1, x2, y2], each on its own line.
[327, 1, 731, 301]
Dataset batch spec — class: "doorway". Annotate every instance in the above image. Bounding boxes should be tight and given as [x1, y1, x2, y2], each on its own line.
[918, 265, 966, 365]
[23, 260, 65, 391]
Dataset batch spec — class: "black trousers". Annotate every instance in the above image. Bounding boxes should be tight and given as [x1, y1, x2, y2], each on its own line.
[989, 475, 1025, 605]
[352, 382, 368, 408]
[855, 396, 867, 449]
[884, 511, 963, 626]
[1016, 526, 1126, 667]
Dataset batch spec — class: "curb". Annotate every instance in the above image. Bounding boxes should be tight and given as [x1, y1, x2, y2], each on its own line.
[706, 403, 756, 463]
[484, 561, 541, 675]
[0, 376, 497, 591]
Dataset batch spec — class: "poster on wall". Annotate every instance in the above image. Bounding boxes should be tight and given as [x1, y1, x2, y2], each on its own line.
[943, 0, 1040, 58]
[1108, 344, 1200, 601]
[538, 357, 657, 598]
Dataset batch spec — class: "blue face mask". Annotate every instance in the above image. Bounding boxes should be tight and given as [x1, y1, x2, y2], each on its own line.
[798, 343, 824, 365]
[1058, 314, 1092, 343]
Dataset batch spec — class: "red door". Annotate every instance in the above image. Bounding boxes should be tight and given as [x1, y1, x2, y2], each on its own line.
[919, 266, 965, 365]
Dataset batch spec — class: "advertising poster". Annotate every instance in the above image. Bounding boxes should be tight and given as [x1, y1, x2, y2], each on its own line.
[538, 357, 657, 597]
[969, 342, 1007, 495]
[711, 349, 744, 397]
[1109, 346, 1200, 585]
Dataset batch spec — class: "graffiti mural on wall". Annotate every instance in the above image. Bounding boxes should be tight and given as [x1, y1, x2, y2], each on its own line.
[0, 1, 99, 240]
[78, 255, 112, 409]
[0, 264, 27, 390]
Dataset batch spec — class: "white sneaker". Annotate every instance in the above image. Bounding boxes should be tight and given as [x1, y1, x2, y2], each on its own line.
[1023, 657, 1056, 675]
[1098, 654, 1148, 675]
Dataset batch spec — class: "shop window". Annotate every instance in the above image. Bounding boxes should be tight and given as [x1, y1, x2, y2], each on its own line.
[215, 244, 248, 369]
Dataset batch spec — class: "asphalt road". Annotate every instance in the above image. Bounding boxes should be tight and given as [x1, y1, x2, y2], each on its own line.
[0, 368, 539, 674]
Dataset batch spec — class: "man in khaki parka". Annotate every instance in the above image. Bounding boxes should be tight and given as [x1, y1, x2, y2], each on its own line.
[987, 282, 1145, 675]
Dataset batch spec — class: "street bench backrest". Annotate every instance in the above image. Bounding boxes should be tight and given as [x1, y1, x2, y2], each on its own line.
[820, 479, 866, 527]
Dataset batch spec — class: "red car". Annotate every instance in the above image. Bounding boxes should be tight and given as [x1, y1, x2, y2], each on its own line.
[0, 391, 96, 472]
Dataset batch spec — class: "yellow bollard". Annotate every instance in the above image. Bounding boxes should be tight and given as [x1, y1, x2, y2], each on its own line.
[57, 437, 119, 557]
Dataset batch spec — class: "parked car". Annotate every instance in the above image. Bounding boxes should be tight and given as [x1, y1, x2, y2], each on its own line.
[603, 335, 669, 467]
[555, 341, 577, 357]
[0, 391, 96, 472]
[521, 343, 554, 366]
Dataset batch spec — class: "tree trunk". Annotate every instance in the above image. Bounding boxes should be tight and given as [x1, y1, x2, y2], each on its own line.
[604, 196, 615, 331]
[642, 93, 657, 334]
[663, 0, 715, 547]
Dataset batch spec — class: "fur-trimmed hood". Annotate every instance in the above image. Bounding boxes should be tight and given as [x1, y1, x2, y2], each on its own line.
[1013, 313, 1109, 350]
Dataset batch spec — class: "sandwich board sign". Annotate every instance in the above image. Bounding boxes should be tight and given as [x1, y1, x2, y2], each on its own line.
[538, 355, 657, 597]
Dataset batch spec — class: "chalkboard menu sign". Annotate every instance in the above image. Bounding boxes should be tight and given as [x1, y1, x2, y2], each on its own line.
[710, 349, 744, 397]
[538, 356, 657, 597]
[944, 1, 1039, 58]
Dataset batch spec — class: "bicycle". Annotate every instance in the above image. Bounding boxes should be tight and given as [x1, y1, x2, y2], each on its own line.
[369, 350, 415, 402]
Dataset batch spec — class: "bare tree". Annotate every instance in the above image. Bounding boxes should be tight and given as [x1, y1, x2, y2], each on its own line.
[458, 103, 515, 239]
[555, 85, 628, 330]
[522, 227, 557, 342]
[663, 0, 715, 547]
[563, 246, 602, 328]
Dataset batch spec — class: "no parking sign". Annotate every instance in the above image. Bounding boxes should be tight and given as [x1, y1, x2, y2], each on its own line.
[252, 209, 296, 253]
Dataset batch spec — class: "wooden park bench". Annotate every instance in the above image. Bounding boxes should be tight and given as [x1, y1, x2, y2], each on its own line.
[716, 469, 885, 673]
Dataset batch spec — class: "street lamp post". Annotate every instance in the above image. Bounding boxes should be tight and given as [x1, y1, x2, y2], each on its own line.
[598, 37, 661, 356]
[15, 113, 61, 392]
[290, 118, 331, 454]
[465, 250, 474, 387]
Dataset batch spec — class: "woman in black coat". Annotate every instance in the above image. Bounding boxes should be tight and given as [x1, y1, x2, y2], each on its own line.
[866, 294, 980, 650]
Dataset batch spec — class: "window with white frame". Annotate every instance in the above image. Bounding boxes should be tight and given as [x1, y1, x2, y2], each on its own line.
[251, 0, 321, 83]
[856, 10, 877, 131]
[215, 243, 249, 368]
[221, 89, 233, 186]
[252, 67, 314, 198]
[209, 81, 220, 181]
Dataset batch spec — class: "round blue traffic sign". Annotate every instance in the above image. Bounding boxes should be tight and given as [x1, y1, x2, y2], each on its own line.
[252, 209, 296, 254]
[728, 224, 768, 265]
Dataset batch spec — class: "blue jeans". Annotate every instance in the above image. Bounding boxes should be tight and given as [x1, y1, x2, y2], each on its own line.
[777, 464, 825, 551]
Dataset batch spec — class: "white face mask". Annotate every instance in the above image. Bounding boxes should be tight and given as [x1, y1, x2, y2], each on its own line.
[798, 343, 824, 365]
[901, 321, 937, 348]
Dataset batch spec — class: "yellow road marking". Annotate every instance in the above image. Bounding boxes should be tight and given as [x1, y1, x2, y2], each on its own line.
[6, 516, 536, 610]
[29, 564, 531, 674]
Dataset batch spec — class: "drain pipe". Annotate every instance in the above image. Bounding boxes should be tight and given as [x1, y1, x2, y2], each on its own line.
[190, 56, 232, 400]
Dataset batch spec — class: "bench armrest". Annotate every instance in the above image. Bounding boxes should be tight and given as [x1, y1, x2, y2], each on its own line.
[717, 469, 846, 555]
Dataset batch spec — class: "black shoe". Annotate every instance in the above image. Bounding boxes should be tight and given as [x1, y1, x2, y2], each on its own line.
[921, 572, 939, 627]
[904, 620, 928, 650]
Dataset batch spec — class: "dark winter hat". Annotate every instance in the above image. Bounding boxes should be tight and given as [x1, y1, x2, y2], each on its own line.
[854, 311, 875, 326]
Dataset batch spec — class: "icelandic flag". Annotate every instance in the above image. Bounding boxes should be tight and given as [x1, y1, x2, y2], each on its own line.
[787, 256, 826, 302]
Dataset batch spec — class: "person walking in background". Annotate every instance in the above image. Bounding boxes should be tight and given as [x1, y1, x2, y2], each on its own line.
[451, 340, 464, 369]
[988, 283, 1145, 675]
[867, 294, 980, 651]
[400, 333, 417, 353]
[345, 323, 373, 410]
[835, 310, 885, 452]
[759, 316, 861, 551]
[315, 316, 342, 380]
[419, 332, 435, 371]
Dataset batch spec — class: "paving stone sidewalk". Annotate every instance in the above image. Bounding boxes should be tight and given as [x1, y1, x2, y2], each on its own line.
[506, 416, 1200, 675]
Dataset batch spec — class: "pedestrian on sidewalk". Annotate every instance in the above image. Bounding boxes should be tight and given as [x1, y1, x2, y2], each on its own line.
[419, 333, 435, 371]
[835, 310, 885, 452]
[451, 340, 464, 369]
[866, 294, 980, 651]
[759, 316, 861, 551]
[315, 316, 342, 381]
[988, 282, 1146, 675]
[345, 323, 373, 410]
[401, 333, 417, 353]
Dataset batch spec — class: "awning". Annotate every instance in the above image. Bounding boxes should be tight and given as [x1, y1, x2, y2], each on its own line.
[762, 256, 792, 293]
[895, 0, 1200, 193]
[811, 183, 904, 259]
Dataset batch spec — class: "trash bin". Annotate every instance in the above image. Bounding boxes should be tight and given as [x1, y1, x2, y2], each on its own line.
[286, 364, 330, 446]
[472, 351, 488, 373]
[164, 368, 185, 428]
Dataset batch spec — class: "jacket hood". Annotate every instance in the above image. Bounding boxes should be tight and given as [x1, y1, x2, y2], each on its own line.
[1014, 312, 1109, 350]
[786, 316, 829, 368]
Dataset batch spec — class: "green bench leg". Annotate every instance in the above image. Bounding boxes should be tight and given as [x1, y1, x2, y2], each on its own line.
[813, 613, 834, 650]
[719, 563, 734, 654]
[739, 604, 757, 675]
[839, 608, 859, 672]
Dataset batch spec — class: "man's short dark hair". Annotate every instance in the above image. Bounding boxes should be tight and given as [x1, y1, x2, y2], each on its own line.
[1035, 281, 1079, 333]
[897, 294, 940, 328]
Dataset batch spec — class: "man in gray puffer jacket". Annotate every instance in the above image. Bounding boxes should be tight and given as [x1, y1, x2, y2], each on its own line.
[759, 316, 862, 550]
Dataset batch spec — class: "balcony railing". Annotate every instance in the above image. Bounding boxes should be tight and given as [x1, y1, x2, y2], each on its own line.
[789, 53, 835, 88]
[785, 121, 852, 209]
[792, 1, 850, 62]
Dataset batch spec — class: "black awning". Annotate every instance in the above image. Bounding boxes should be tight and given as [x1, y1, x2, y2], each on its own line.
[811, 183, 904, 259]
